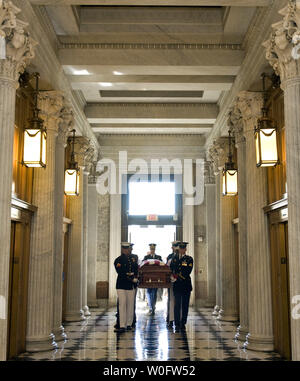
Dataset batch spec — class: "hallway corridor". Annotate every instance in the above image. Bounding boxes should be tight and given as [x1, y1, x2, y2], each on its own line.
[15, 300, 281, 361]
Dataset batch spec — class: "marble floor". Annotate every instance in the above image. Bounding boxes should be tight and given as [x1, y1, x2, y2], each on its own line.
[15, 298, 282, 361]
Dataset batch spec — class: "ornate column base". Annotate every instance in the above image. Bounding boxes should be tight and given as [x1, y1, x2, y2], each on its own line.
[212, 305, 220, 316]
[244, 333, 274, 352]
[26, 334, 58, 353]
[88, 300, 99, 308]
[218, 309, 238, 322]
[52, 325, 67, 342]
[64, 310, 86, 322]
[83, 305, 91, 316]
[204, 299, 215, 308]
[235, 325, 249, 342]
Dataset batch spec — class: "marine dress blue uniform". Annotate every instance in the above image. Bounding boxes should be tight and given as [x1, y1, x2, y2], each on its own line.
[166, 241, 180, 327]
[170, 242, 193, 332]
[114, 243, 138, 332]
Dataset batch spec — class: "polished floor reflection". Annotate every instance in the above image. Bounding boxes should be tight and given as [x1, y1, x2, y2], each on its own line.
[16, 298, 281, 361]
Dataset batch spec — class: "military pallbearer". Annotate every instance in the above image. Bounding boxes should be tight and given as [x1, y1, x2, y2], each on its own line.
[143, 243, 162, 315]
[170, 242, 193, 332]
[166, 241, 180, 328]
[114, 242, 139, 333]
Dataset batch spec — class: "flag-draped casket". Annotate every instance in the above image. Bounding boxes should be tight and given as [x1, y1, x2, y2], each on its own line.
[138, 259, 171, 288]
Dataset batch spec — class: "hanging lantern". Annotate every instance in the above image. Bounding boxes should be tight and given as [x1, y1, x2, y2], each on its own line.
[222, 129, 238, 196]
[255, 73, 279, 167]
[64, 129, 80, 196]
[23, 73, 47, 168]
[222, 164, 238, 196]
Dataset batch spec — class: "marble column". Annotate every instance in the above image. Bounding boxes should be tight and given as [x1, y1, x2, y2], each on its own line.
[108, 193, 122, 306]
[97, 193, 110, 305]
[208, 140, 228, 317]
[82, 145, 97, 316]
[0, 1, 35, 360]
[208, 138, 238, 321]
[230, 106, 249, 341]
[87, 168, 99, 308]
[82, 168, 91, 317]
[282, 79, 300, 360]
[52, 106, 74, 341]
[26, 92, 65, 352]
[213, 173, 221, 316]
[183, 174, 195, 306]
[264, 1, 300, 359]
[237, 91, 274, 351]
[218, 177, 238, 322]
[205, 163, 216, 308]
[65, 169, 85, 321]
[65, 138, 90, 321]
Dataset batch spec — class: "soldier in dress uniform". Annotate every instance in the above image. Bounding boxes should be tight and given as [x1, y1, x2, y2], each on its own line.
[129, 243, 139, 328]
[143, 243, 162, 315]
[114, 242, 138, 333]
[166, 240, 180, 328]
[170, 241, 193, 332]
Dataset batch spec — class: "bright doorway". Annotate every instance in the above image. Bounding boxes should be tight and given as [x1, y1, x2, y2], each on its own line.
[128, 224, 176, 262]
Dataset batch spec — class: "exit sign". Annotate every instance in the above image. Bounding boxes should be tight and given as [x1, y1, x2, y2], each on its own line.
[147, 214, 159, 221]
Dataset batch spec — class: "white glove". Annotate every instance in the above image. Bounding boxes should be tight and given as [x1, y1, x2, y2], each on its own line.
[132, 278, 138, 283]
[170, 275, 177, 283]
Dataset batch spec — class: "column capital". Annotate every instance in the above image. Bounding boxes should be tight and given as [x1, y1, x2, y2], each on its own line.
[74, 137, 97, 172]
[88, 161, 100, 184]
[207, 137, 228, 176]
[235, 91, 263, 134]
[228, 104, 244, 146]
[58, 106, 75, 146]
[0, 1, 36, 83]
[204, 160, 215, 185]
[38, 91, 65, 135]
[263, 0, 300, 84]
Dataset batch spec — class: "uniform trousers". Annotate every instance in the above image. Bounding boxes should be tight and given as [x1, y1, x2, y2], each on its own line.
[117, 289, 135, 328]
[132, 287, 137, 326]
[167, 286, 175, 322]
[173, 289, 191, 327]
[146, 288, 158, 311]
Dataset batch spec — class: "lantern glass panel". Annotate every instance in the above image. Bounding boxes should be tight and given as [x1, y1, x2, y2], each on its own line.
[23, 129, 45, 167]
[259, 128, 278, 166]
[255, 130, 261, 166]
[223, 169, 237, 196]
[42, 130, 47, 166]
[65, 169, 79, 195]
[222, 172, 226, 196]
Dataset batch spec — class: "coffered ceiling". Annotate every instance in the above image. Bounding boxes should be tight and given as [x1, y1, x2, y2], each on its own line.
[32, 1, 266, 139]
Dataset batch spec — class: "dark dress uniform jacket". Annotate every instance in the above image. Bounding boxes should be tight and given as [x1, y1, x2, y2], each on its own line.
[166, 253, 174, 263]
[143, 254, 162, 261]
[170, 254, 193, 292]
[131, 254, 139, 289]
[114, 254, 138, 290]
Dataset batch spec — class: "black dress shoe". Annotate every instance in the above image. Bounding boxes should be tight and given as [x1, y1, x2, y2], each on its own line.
[180, 324, 186, 331]
[174, 326, 180, 333]
[114, 327, 126, 333]
[114, 324, 120, 329]
[126, 326, 132, 330]
[167, 321, 174, 329]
